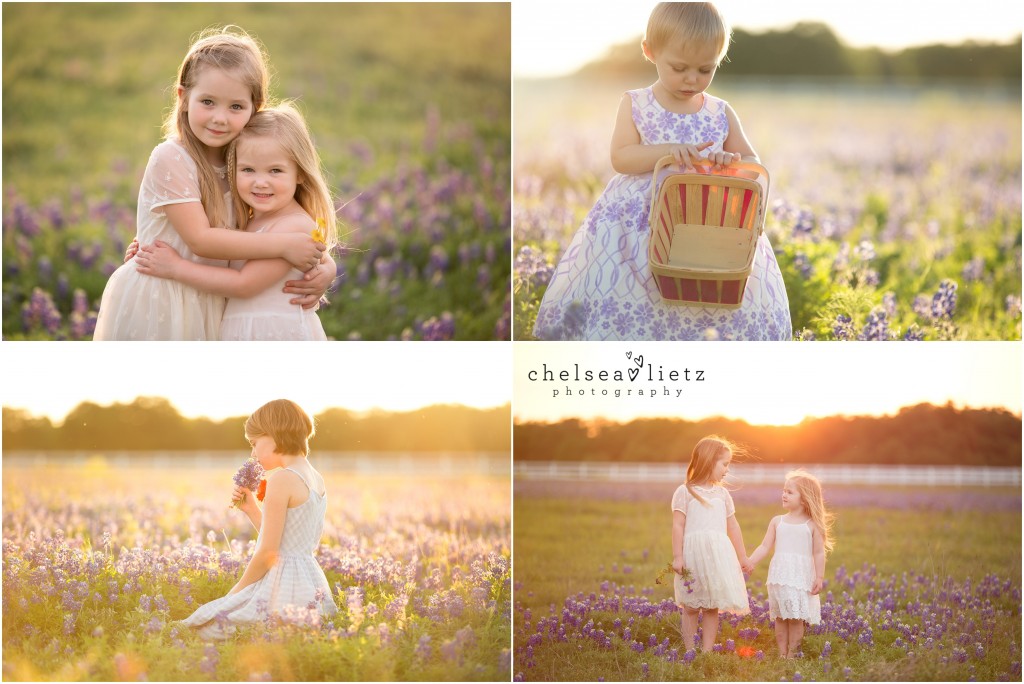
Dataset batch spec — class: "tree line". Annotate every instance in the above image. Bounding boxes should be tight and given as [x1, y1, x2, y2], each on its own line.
[2, 398, 511, 453]
[514, 403, 1021, 466]
[577, 22, 1021, 82]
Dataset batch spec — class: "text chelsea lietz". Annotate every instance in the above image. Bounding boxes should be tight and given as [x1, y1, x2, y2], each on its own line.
[527, 363, 704, 383]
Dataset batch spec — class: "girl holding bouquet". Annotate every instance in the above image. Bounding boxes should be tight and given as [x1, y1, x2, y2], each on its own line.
[180, 399, 337, 639]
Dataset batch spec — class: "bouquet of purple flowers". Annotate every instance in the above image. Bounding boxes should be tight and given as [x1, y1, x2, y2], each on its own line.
[231, 458, 265, 508]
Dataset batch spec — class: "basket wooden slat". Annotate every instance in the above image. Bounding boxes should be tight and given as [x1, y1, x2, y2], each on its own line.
[647, 157, 769, 309]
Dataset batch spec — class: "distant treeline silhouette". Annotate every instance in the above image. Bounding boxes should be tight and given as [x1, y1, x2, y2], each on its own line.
[2, 398, 511, 453]
[576, 22, 1021, 82]
[514, 403, 1021, 466]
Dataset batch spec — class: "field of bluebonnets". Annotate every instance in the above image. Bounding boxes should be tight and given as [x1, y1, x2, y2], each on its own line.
[2, 4, 511, 340]
[513, 77, 1022, 340]
[513, 480, 1022, 681]
[2, 462, 511, 681]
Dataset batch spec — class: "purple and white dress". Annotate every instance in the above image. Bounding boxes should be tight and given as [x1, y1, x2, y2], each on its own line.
[533, 86, 791, 341]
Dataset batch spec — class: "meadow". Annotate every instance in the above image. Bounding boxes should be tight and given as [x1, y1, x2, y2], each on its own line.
[513, 77, 1022, 340]
[2, 4, 511, 340]
[1, 463, 511, 681]
[513, 480, 1022, 681]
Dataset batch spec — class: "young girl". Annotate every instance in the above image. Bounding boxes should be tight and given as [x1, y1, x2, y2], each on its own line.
[534, 2, 791, 341]
[93, 27, 333, 341]
[180, 399, 337, 639]
[748, 469, 835, 658]
[671, 436, 751, 651]
[134, 104, 338, 340]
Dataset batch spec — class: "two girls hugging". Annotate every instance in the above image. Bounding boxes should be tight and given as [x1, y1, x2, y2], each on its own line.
[94, 26, 340, 341]
[672, 436, 835, 658]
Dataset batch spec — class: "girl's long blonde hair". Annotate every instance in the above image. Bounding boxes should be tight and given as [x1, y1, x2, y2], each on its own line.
[227, 103, 338, 249]
[163, 26, 270, 230]
[685, 435, 738, 506]
[786, 469, 835, 554]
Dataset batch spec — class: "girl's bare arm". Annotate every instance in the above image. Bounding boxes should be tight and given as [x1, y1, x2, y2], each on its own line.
[672, 510, 686, 572]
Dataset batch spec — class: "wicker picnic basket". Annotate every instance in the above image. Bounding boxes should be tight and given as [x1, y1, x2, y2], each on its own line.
[647, 156, 770, 309]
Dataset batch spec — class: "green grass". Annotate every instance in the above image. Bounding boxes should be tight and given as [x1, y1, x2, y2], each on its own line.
[513, 487, 1022, 680]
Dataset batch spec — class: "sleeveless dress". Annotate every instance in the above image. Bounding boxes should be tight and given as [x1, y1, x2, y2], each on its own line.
[94, 139, 230, 340]
[180, 467, 338, 639]
[767, 518, 821, 624]
[671, 484, 749, 614]
[219, 212, 327, 341]
[534, 87, 791, 341]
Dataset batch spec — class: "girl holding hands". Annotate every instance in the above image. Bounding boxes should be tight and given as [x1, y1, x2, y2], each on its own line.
[748, 470, 835, 658]
[671, 436, 751, 652]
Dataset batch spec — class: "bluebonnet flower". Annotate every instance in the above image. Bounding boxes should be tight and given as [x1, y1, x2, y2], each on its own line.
[961, 256, 984, 282]
[930, 280, 958, 319]
[858, 308, 892, 341]
[833, 314, 855, 340]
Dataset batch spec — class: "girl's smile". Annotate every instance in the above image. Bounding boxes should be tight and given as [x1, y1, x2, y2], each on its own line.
[235, 136, 303, 219]
[180, 67, 253, 164]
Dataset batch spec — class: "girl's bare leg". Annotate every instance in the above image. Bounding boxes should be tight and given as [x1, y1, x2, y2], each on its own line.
[701, 608, 719, 651]
[788, 620, 805, 657]
[774, 619, 789, 658]
[681, 606, 700, 651]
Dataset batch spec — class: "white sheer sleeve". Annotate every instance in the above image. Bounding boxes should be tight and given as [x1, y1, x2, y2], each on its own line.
[671, 485, 690, 514]
[139, 140, 203, 215]
[723, 488, 736, 517]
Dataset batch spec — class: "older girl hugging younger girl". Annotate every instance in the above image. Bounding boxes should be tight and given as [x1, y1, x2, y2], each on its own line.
[93, 27, 333, 340]
[135, 104, 339, 340]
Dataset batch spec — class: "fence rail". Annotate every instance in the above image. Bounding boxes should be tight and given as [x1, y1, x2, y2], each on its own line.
[514, 461, 1021, 487]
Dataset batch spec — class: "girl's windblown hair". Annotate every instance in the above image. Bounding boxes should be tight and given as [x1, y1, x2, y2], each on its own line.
[164, 26, 270, 230]
[644, 2, 731, 63]
[786, 469, 835, 554]
[227, 102, 339, 250]
[685, 435, 742, 506]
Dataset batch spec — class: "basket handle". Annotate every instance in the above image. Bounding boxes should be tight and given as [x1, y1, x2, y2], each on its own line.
[648, 155, 771, 231]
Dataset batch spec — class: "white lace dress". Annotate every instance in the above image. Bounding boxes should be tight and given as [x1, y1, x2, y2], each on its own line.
[767, 518, 821, 624]
[180, 467, 338, 639]
[94, 139, 230, 340]
[219, 212, 327, 341]
[671, 484, 749, 614]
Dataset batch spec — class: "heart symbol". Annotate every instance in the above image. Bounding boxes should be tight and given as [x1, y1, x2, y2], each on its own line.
[625, 351, 632, 359]
[634, 355, 644, 368]
[628, 367, 640, 382]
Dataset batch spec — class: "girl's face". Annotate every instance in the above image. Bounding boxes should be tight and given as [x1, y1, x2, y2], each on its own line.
[235, 136, 302, 218]
[710, 450, 731, 483]
[248, 433, 280, 470]
[782, 480, 803, 512]
[643, 40, 720, 107]
[180, 67, 253, 163]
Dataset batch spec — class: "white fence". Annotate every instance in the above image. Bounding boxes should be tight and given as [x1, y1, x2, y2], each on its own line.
[2, 451, 510, 478]
[514, 461, 1022, 487]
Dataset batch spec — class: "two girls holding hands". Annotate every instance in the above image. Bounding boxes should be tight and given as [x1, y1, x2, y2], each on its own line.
[673, 436, 834, 658]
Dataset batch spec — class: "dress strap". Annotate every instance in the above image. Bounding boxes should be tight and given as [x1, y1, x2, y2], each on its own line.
[284, 466, 311, 491]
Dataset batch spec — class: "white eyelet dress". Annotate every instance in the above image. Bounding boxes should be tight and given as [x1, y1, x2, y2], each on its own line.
[671, 484, 749, 614]
[180, 467, 338, 639]
[767, 519, 821, 624]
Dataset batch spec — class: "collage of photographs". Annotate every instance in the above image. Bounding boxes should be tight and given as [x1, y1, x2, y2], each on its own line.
[0, 1, 1020, 682]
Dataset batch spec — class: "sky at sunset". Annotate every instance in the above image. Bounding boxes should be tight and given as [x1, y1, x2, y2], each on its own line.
[514, 342, 1021, 425]
[513, 0, 1023, 77]
[1, 343, 510, 424]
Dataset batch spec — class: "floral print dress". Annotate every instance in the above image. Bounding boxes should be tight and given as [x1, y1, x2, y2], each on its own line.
[533, 87, 791, 341]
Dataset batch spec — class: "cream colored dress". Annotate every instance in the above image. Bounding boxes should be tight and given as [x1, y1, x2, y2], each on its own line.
[93, 139, 230, 340]
[767, 517, 821, 624]
[671, 484, 749, 614]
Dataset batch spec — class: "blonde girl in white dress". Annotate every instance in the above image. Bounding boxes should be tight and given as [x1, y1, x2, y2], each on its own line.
[748, 469, 835, 658]
[93, 27, 332, 341]
[180, 399, 337, 639]
[135, 104, 339, 340]
[670, 436, 751, 651]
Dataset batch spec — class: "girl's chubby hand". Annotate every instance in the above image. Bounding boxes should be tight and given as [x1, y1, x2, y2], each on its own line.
[124, 237, 141, 263]
[134, 240, 184, 279]
[707, 150, 742, 171]
[231, 484, 259, 515]
[283, 233, 327, 273]
[670, 141, 714, 172]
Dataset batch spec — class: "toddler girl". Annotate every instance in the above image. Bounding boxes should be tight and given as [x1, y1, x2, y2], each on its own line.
[180, 399, 337, 639]
[93, 27, 332, 340]
[748, 469, 834, 658]
[534, 2, 791, 341]
[671, 436, 751, 651]
[135, 104, 338, 340]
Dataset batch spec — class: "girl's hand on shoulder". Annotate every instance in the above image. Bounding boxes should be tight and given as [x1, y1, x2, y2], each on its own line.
[134, 240, 184, 279]
[283, 255, 337, 309]
[283, 233, 326, 272]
